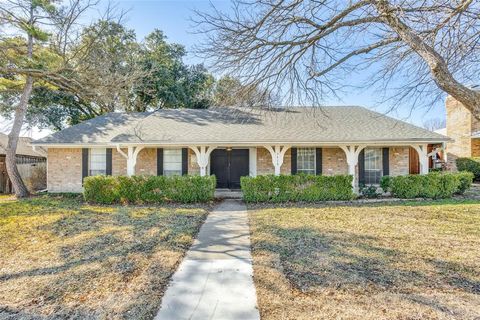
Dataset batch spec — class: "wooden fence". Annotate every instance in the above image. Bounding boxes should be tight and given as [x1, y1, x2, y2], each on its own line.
[1, 162, 46, 193]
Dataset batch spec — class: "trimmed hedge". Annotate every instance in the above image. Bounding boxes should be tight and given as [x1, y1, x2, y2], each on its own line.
[456, 171, 475, 194]
[380, 175, 391, 193]
[240, 174, 354, 203]
[383, 172, 473, 199]
[456, 157, 480, 181]
[83, 175, 216, 204]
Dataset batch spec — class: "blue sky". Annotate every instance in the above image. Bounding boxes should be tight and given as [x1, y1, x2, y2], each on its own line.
[3, 0, 447, 138]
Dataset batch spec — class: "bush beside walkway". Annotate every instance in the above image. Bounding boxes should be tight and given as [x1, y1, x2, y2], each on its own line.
[84, 175, 216, 204]
[241, 174, 354, 202]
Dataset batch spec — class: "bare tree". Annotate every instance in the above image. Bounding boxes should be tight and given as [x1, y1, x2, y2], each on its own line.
[423, 117, 446, 131]
[195, 0, 480, 115]
[0, 0, 140, 197]
[213, 75, 279, 108]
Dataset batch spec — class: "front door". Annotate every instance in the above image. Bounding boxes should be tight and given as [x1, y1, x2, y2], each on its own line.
[210, 149, 249, 189]
[409, 147, 420, 174]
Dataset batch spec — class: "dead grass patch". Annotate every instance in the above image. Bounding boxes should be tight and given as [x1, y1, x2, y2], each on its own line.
[0, 196, 210, 319]
[249, 200, 480, 320]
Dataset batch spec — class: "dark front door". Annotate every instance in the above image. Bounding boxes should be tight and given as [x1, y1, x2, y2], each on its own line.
[210, 149, 229, 188]
[210, 149, 249, 189]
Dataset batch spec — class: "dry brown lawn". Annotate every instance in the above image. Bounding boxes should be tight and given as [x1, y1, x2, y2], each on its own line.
[248, 200, 480, 320]
[0, 195, 209, 319]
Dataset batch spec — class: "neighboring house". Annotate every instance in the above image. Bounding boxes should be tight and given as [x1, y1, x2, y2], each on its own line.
[31, 106, 448, 193]
[0, 133, 47, 193]
[436, 95, 480, 169]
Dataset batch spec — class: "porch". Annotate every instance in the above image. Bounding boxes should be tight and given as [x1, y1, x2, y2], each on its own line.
[113, 143, 442, 190]
[45, 143, 445, 193]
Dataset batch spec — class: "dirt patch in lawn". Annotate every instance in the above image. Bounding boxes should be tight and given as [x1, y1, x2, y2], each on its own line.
[248, 200, 480, 320]
[0, 196, 210, 319]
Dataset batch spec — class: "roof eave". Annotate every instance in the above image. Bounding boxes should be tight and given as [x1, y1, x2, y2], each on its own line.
[31, 138, 450, 148]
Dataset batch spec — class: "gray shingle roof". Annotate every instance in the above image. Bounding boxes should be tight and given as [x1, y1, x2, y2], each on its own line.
[32, 106, 449, 146]
[0, 133, 46, 157]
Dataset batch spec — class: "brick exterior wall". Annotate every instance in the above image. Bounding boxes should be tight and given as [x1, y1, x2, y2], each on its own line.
[472, 139, 480, 157]
[188, 148, 200, 175]
[446, 96, 472, 159]
[256, 147, 291, 175]
[47, 148, 83, 193]
[389, 147, 409, 176]
[322, 147, 348, 175]
[112, 149, 127, 176]
[135, 148, 157, 176]
[47, 145, 414, 192]
[445, 96, 480, 169]
[112, 148, 157, 176]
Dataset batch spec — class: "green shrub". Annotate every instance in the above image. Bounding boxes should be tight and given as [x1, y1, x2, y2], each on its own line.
[83, 175, 119, 204]
[456, 157, 480, 181]
[388, 172, 471, 199]
[456, 171, 474, 194]
[117, 175, 144, 203]
[240, 174, 354, 203]
[83, 175, 216, 204]
[380, 176, 391, 193]
[359, 184, 381, 199]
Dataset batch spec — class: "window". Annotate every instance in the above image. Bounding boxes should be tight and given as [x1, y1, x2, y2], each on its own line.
[89, 148, 106, 176]
[297, 148, 316, 175]
[164, 149, 182, 176]
[364, 148, 382, 184]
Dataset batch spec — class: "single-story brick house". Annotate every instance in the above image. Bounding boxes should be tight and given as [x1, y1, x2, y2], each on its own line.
[31, 106, 448, 192]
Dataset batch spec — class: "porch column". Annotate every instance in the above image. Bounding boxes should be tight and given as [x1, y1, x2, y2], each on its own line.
[264, 145, 290, 176]
[116, 145, 144, 176]
[340, 145, 366, 189]
[411, 144, 429, 174]
[190, 146, 217, 176]
[442, 141, 448, 164]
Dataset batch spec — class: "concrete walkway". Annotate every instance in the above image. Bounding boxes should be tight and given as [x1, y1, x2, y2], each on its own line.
[155, 199, 260, 320]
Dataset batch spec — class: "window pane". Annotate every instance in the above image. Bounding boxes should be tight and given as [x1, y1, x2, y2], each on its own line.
[164, 149, 182, 176]
[89, 148, 106, 176]
[297, 148, 316, 175]
[364, 148, 382, 184]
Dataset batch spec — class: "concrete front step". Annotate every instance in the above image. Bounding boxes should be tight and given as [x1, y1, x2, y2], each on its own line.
[214, 189, 244, 199]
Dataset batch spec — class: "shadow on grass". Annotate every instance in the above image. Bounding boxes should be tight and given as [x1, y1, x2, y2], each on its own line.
[0, 202, 208, 319]
[248, 197, 480, 210]
[1, 207, 203, 281]
[253, 226, 480, 296]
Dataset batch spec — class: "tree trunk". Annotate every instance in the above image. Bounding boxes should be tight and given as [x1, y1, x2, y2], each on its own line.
[375, 0, 480, 116]
[6, 3, 34, 198]
[6, 76, 34, 197]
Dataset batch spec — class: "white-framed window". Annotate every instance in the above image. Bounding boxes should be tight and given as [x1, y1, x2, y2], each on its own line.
[164, 149, 182, 176]
[89, 148, 106, 176]
[297, 148, 316, 175]
[364, 148, 383, 184]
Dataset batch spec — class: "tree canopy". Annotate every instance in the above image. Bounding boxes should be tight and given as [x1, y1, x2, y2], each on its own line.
[1, 20, 218, 130]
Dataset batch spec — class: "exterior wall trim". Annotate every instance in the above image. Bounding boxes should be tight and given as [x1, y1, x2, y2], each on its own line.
[249, 147, 257, 177]
[32, 140, 450, 148]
